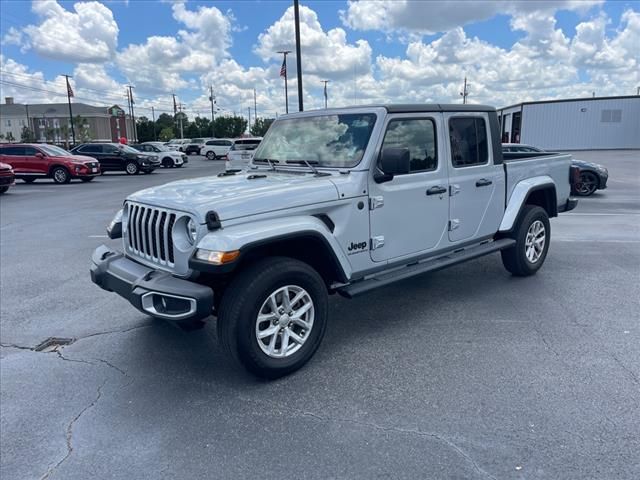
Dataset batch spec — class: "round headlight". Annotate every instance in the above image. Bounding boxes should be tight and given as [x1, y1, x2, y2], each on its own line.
[187, 218, 197, 243]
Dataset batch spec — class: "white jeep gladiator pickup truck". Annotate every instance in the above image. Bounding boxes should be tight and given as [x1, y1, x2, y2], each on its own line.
[91, 104, 578, 378]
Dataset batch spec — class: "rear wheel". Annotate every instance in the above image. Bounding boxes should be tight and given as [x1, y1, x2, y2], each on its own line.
[52, 167, 71, 184]
[125, 161, 139, 175]
[501, 206, 550, 276]
[217, 257, 328, 379]
[573, 171, 598, 196]
[206, 151, 216, 160]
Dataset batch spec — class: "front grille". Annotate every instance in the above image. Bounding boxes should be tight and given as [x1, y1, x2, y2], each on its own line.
[125, 202, 177, 267]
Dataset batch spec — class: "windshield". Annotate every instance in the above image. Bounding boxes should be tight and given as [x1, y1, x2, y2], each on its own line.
[253, 113, 377, 168]
[153, 144, 170, 151]
[39, 144, 72, 156]
[232, 141, 261, 151]
[119, 145, 142, 154]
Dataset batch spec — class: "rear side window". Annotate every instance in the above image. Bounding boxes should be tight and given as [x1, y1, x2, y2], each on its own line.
[449, 117, 488, 168]
[103, 145, 119, 154]
[1, 146, 25, 156]
[380, 118, 438, 173]
[80, 144, 101, 153]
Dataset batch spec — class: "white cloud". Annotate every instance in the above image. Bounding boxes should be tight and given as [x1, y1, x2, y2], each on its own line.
[19, 0, 119, 63]
[255, 5, 372, 80]
[341, 0, 604, 35]
[116, 2, 231, 92]
[2, 27, 23, 46]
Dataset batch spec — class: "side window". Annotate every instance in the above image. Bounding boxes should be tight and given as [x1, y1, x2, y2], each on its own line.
[449, 117, 488, 168]
[104, 145, 119, 154]
[82, 145, 101, 153]
[2, 146, 25, 156]
[23, 147, 38, 156]
[224, 141, 233, 146]
[380, 118, 438, 173]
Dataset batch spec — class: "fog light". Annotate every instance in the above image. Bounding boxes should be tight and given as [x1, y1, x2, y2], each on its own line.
[195, 249, 240, 265]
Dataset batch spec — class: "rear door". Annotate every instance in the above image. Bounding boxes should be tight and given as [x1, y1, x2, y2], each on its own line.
[368, 114, 449, 262]
[102, 144, 122, 169]
[0, 146, 26, 173]
[445, 113, 504, 243]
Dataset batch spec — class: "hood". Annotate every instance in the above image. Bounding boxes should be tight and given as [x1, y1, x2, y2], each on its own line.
[571, 159, 605, 170]
[127, 171, 340, 222]
[68, 154, 98, 165]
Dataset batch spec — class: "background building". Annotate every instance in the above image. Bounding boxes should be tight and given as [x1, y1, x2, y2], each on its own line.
[0, 97, 135, 145]
[498, 95, 640, 150]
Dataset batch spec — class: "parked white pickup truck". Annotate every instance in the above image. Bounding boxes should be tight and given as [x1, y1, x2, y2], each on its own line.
[91, 104, 578, 378]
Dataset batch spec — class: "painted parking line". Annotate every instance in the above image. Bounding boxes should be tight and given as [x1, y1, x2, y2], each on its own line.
[88, 235, 109, 238]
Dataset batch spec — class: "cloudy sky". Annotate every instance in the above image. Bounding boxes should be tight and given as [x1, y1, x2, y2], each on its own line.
[1, 0, 638, 121]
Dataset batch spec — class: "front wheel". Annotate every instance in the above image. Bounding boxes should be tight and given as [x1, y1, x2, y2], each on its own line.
[0, 186, 8, 194]
[52, 166, 71, 184]
[125, 161, 139, 175]
[217, 257, 328, 379]
[501, 206, 550, 277]
[573, 171, 598, 196]
[162, 157, 173, 168]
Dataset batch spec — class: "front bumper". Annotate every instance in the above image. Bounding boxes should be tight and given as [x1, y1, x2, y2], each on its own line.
[559, 198, 578, 213]
[598, 171, 608, 189]
[0, 174, 15, 186]
[90, 245, 213, 322]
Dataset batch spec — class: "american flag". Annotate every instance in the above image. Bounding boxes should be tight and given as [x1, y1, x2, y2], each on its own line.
[66, 77, 74, 98]
[280, 58, 287, 78]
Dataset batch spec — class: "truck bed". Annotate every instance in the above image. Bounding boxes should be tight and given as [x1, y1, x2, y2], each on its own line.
[503, 152, 573, 210]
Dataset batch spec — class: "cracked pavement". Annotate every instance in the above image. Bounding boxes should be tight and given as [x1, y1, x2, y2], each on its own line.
[1, 152, 639, 479]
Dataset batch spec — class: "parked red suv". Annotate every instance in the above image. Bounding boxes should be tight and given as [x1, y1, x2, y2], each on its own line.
[0, 162, 15, 194]
[0, 143, 101, 184]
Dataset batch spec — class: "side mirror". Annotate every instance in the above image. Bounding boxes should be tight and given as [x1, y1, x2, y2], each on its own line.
[35, 152, 44, 158]
[374, 148, 410, 183]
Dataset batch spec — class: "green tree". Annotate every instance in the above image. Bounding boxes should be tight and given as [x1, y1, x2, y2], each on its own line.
[136, 116, 157, 142]
[250, 118, 274, 137]
[5, 132, 14, 143]
[20, 126, 35, 143]
[158, 127, 174, 142]
[213, 115, 248, 138]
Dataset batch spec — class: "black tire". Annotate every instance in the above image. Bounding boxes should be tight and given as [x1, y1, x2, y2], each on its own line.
[0, 186, 8, 194]
[125, 161, 139, 175]
[51, 166, 71, 184]
[501, 206, 550, 277]
[573, 171, 598, 196]
[80, 177, 94, 182]
[23, 178, 36, 184]
[206, 151, 216, 160]
[162, 157, 173, 168]
[217, 257, 328, 379]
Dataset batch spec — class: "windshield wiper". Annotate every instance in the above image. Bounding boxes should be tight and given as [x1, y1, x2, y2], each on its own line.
[285, 159, 321, 174]
[253, 158, 279, 170]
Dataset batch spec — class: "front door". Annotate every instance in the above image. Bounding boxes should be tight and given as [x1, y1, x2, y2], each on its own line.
[369, 114, 449, 262]
[445, 113, 504, 243]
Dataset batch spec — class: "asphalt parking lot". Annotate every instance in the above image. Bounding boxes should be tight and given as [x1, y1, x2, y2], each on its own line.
[1, 151, 639, 480]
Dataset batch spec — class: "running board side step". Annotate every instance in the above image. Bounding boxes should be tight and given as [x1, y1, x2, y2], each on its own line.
[337, 238, 516, 298]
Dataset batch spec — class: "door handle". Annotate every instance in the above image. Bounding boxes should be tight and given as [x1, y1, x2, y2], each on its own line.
[476, 178, 493, 187]
[426, 186, 447, 196]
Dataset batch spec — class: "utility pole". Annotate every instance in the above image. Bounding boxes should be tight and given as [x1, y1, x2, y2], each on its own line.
[178, 103, 184, 139]
[151, 106, 157, 141]
[254, 88, 257, 123]
[277, 50, 291, 114]
[172, 94, 178, 138]
[293, 0, 303, 112]
[460, 77, 469, 104]
[322, 80, 329, 108]
[25, 104, 31, 141]
[248, 107, 252, 133]
[128, 85, 138, 142]
[209, 86, 216, 137]
[126, 87, 133, 141]
[64, 75, 76, 145]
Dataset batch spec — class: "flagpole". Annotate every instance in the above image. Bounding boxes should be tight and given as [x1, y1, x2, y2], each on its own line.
[64, 75, 75, 145]
[277, 50, 291, 114]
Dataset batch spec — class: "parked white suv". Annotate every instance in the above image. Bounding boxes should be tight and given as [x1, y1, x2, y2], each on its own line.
[201, 139, 233, 160]
[225, 137, 262, 170]
[166, 139, 190, 152]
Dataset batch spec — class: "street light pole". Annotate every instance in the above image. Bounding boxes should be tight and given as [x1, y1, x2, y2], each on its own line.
[151, 106, 157, 141]
[209, 86, 216, 138]
[322, 80, 329, 108]
[293, 0, 303, 112]
[277, 50, 291, 114]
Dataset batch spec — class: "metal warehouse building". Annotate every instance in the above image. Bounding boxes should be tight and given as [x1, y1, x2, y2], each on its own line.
[497, 95, 640, 150]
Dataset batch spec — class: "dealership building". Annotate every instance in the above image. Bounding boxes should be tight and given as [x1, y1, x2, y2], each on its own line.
[497, 95, 640, 150]
[0, 97, 135, 144]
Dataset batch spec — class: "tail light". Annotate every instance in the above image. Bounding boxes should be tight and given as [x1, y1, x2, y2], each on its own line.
[569, 165, 580, 185]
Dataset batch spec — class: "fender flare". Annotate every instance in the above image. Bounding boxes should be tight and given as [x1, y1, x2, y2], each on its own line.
[193, 216, 352, 281]
[499, 176, 556, 232]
